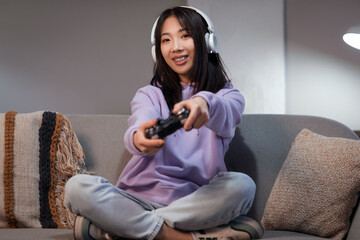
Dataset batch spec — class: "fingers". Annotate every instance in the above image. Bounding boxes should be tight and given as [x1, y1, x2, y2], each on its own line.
[184, 109, 208, 130]
[172, 103, 183, 114]
[173, 97, 209, 130]
[134, 119, 165, 156]
[139, 119, 158, 133]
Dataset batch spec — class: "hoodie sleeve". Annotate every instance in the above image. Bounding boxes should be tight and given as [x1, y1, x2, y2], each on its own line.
[124, 86, 164, 155]
[193, 82, 245, 138]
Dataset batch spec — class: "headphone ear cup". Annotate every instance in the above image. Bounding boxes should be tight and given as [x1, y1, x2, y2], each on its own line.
[205, 32, 218, 53]
[204, 32, 211, 53]
[210, 32, 218, 53]
[151, 45, 156, 62]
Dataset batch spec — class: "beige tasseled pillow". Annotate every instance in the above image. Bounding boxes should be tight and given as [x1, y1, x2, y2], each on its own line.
[261, 129, 360, 240]
[0, 111, 86, 229]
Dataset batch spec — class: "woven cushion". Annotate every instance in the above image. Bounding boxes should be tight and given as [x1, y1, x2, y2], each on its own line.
[261, 129, 360, 240]
[0, 111, 86, 229]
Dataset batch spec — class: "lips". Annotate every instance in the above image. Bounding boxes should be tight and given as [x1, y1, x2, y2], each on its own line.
[172, 55, 188, 65]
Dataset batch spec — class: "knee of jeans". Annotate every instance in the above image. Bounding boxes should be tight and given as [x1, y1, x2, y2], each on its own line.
[227, 173, 256, 201]
[65, 174, 95, 210]
[65, 175, 81, 203]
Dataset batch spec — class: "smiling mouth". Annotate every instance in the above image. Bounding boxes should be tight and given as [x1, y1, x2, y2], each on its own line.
[173, 56, 188, 62]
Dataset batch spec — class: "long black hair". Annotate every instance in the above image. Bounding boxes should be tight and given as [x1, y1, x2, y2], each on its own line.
[151, 6, 230, 110]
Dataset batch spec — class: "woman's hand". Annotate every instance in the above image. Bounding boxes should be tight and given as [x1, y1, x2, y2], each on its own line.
[133, 119, 165, 156]
[173, 97, 209, 131]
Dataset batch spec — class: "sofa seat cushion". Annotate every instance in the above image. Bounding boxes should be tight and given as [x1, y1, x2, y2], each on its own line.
[261, 129, 360, 240]
[0, 229, 329, 240]
[263, 230, 329, 239]
[0, 228, 73, 240]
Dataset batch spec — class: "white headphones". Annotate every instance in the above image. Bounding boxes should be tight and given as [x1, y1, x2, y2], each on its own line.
[150, 6, 218, 62]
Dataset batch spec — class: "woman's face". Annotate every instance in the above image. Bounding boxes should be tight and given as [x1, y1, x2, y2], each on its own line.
[160, 16, 195, 84]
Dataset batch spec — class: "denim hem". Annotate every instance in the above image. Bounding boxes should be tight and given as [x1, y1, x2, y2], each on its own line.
[147, 216, 164, 240]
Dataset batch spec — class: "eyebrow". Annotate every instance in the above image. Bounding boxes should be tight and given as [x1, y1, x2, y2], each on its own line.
[161, 28, 189, 37]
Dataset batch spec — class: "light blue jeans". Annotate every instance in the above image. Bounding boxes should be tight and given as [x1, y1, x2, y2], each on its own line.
[64, 172, 256, 240]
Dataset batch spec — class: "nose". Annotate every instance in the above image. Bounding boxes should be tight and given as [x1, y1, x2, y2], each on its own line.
[171, 38, 183, 52]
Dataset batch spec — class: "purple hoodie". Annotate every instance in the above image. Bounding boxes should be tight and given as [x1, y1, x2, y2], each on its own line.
[116, 82, 245, 206]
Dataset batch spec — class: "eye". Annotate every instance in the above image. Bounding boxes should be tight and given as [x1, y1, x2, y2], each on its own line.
[161, 38, 170, 43]
[182, 34, 191, 39]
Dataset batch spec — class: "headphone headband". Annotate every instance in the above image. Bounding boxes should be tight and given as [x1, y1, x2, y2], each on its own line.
[150, 6, 218, 62]
[181, 6, 215, 35]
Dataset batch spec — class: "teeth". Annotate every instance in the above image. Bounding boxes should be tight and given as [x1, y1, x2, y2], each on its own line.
[174, 56, 187, 62]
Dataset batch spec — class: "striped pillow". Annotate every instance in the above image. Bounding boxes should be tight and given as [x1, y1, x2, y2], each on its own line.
[0, 111, 86, 229]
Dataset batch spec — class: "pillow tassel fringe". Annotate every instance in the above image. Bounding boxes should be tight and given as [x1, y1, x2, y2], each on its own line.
[54, 116, 86, 229]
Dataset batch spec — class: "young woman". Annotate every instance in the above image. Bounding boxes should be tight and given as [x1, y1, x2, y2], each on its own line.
[65, 6, 263, 240]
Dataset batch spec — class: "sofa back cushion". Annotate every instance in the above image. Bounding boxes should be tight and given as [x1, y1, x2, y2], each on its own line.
[67, 114, 132, 185]
[225, 114, 359, 222]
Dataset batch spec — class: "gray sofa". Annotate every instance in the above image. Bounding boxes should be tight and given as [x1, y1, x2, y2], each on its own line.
[0, 114, 359, 240]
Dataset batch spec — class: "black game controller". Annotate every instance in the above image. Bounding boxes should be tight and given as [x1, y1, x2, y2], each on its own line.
[145, 108, 190, 139]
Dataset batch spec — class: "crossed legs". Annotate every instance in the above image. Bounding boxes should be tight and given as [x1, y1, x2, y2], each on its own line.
[65, 172, 256, 240]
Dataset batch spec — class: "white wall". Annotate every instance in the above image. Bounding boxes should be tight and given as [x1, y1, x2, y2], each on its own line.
[0, 0, 285, 115]
[189, 0, 286, 114]
[0, 0, 185, 114]
[286, 0, 360, 130]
